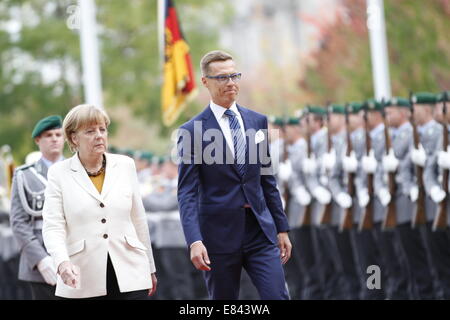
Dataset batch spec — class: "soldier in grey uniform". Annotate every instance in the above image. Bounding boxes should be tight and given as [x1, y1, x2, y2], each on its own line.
[282, 115, 313, 299]
[363, 99, 411, 299]
[10, 115, 64, 299]
[384, 98, 435, 299]
[330, 102, 385, 299]
[420, 92, 450, 298]
[302, 106, 343, 299]
[326, 104, 360, 299]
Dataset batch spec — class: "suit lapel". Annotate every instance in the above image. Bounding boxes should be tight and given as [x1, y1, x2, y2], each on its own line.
[202, 105, 240, 176]
[100, 153, 119, 199]
[35, 158, 48, 179]
[70, 153, 103, 203]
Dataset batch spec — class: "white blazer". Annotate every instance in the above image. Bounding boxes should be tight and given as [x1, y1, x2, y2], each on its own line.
[42, 153, 156, 299]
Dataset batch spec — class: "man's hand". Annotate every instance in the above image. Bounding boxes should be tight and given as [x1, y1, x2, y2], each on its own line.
[190, 241, 211, 271]
[148, 273, 157, 296]
[277, 232, 292, 265]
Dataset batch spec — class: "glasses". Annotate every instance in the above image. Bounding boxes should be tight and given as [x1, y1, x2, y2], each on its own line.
[205, 73, 242, 83]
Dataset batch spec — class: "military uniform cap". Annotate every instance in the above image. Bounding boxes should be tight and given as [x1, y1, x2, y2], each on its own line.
[286, 117, 300, 125]
[411, 92, 437, 105]
[328, 104, 346, 114]
[384, 97, 410, 108]
[307, 105, 327, 115]
[268, 115, 285, 127]
[363, 99, 383, 112]
[31, 115, 62, 138]
[437, 91, 450, 103]
[347, 102, 364, 114]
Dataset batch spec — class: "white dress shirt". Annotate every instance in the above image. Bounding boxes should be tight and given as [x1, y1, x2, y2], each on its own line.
[209, 101, 246, 156]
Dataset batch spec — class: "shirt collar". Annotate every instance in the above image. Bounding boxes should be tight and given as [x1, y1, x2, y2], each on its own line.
[41, 156, 63, 168]
[370, 123, 384, 139]
[418, 119, 436, 135]
[209, 101, 238, 121]
[311, 127, 326, 145]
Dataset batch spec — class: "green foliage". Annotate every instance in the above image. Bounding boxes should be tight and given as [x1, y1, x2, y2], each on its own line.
[302, 0, 450, 105]
[0, 0, 230, 163]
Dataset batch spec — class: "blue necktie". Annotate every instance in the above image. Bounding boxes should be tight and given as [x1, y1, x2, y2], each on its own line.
[224, 109, 246, 176]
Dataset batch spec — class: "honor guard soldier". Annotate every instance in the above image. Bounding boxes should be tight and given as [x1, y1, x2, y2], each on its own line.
[363, 99, 411, 299]
[421, 92, 450, 298]
[384, 97, 435, 299]
[10, 115, 64, 299]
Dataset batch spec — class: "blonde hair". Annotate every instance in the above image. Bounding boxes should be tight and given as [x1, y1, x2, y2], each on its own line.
[200, 50, 233, 76]
[63, 104, 110, 152]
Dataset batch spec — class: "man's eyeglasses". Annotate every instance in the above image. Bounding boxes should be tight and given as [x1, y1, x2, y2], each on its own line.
[205, 73, 242, 83]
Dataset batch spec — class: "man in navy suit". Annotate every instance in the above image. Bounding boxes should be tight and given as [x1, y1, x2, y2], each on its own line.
[177, 50, 292, 300]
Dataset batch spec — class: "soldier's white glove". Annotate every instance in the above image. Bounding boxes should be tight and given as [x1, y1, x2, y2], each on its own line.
[382, 149, 399, 173]
[312, 186, 332, 205]
[278, 160, 292, 183]
[357, 188, 370, 208]
[343, 151, 358, 173]
[430, 185, 446, 204]
[302, 157, 317, 174]
[437, 149, 450, 170]
[362, 150, 377, 174]
[293, 186, 311, 206]
[377, 187, 391, 207]
[409, 186, 419, 202]
[411, 144, 426, 167]
[37, 256, 57, 286]
[336, 192, 352, 209]
[322, 150, 336, 171]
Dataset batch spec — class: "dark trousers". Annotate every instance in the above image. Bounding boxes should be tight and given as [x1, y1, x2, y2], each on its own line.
[283, 227, 304, 300]
[202, 208, 289, 300]
[396, 223, 435, 299]
[71, 255, 148, 300]
[420, 223, 450, 299]
[293, 225, 323, 299]
[372, 223, 412, 299]
[313, 225, 344, 299]
[29, 282, 57, 300]
[351, 226, 386, 300]
[335, 228, 361, 299]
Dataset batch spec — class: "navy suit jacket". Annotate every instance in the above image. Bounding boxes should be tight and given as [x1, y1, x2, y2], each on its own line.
[177, 104, 289, 254]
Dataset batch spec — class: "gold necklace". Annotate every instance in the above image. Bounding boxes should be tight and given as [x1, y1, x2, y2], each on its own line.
[85, 155, 106, 177]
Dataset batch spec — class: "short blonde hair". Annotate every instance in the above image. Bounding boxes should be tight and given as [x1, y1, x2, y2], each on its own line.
[63, 104, 110, 152]
[200, 50, 233, 76]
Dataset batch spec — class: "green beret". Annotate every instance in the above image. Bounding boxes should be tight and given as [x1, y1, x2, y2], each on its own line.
[31, 115, 62, 139]
[411, 92, 437, 105]
[347, 102, 364, 114]
[306, 105, 327, 116]
[108, 146, 118, 153]
[328, 104, 346, 115]
[363, 99, 383, 112]
[384, 97, 411, 108]
[437, 91, 449, 103]
[286, 117, 300, 125]
[268, 115, 285, 127]
[141, 151, 153, 162]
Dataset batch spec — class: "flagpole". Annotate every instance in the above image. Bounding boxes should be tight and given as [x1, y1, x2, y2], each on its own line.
[366, 0, 391, 100]
[79, 0, 103, 108]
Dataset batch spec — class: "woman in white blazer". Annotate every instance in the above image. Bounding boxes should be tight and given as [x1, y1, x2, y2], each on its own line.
[42, 104, 157, 299]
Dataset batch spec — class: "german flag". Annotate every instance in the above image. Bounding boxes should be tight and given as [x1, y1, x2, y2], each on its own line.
[161, 0, 197, 126]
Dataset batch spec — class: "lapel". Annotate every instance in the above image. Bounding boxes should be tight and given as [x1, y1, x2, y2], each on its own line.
[70, 153, 118, 202]
[201, 105, 236, 173]
[35, 158, 48, 179]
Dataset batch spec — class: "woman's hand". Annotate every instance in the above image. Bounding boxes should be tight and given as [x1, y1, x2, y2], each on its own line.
[148, 273, 157, 296]
[58, 261, 80, 288]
